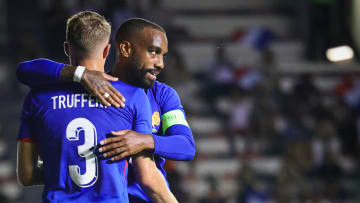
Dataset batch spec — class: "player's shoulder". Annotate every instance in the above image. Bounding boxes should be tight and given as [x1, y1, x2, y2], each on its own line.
[151, 81, 181, 109]
[111, 81, 146, 99]
[30, 83, 83, 103]
[151, 81, 178, 96]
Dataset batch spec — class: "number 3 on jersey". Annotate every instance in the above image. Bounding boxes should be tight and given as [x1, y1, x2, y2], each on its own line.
[66, 118, 98, 187]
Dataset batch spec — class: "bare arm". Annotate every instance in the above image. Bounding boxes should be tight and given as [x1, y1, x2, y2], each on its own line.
[59, 65, 77, 82]
[99, 130, 154, 161]
[17, 141, 43, 186]
[59, 65, 125, 108]
[132, 152, 178, 203]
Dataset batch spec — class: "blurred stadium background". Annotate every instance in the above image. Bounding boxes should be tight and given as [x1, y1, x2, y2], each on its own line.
[1, 0, 360, 202]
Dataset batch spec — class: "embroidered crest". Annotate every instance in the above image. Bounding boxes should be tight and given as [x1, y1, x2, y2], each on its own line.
[152, 112, 160, 132]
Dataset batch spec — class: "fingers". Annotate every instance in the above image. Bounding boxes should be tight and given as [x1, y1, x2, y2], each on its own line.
[96, 84, 124, 108]
[99, 140, 124, 152]
[110, 130, 129, 136]
[81, 71, 125, 108]
[97, 85, 125, 108]
[100, 137, 117, 146]
[108, 85, 126, 103]
[101, 73, 125, 107]
[101, 147, 129, 161]
[102, 146, 126, 158]
[93, 89, 111, 107]
[98, 140, 130, 160]
[98, 133, 126, 152]
[84, 79, 113, 107]
[97, 136, 132, 161]
[102, 72, 118, 82]
[107, 87, 124, 108]
[99, 89, 119, 108]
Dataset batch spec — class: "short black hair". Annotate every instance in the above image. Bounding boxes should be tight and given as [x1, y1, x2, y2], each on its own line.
[115, 18, 165, 44]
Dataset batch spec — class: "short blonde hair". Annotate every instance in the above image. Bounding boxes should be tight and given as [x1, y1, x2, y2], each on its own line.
[66, 11, 111, 56]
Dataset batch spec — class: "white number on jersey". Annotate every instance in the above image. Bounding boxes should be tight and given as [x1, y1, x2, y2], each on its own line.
[66, 118, 98, 187]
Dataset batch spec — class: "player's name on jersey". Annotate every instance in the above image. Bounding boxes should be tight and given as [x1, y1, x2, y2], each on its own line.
[51, 93, 106, 110]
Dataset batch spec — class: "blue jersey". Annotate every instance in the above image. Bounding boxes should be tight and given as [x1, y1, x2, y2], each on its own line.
[17, 59, 196, 203]
[18, 81, 152, 203]
[128, 81, 195, 202]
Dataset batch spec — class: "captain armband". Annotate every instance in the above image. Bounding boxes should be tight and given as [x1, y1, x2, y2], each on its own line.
[161, 109, 189, 134]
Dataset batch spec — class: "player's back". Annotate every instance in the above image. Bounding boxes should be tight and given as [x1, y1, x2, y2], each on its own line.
[26, 81, 151, 203]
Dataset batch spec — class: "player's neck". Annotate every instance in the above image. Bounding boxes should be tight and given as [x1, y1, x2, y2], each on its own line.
[112, 59, 129, 84]
[72, 58, 105, 72]
[112, 65, 127, 83]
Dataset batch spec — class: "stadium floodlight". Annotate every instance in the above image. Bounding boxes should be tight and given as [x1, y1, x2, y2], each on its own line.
[326, 45, 354, 62]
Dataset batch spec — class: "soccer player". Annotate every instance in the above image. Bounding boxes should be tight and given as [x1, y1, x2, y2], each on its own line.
[17, 11, 177, 203]
[17, 18, 196, 203]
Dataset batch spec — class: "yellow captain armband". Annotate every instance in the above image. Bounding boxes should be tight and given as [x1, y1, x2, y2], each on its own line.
[161, 109, 189, 134]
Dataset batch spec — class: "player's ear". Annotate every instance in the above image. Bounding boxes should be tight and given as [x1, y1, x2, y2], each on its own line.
[103, 43, 111, 59]
[64, 42, 70, 57]
[119, 41, 132, 58]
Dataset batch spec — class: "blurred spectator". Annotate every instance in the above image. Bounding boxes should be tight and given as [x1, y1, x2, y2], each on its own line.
[313, 152, 347, 201]
[198, 175, 226, 203]
[160, 46, 189, 87]
[311, 119, 341, 167]
[343, 79, 360, 109]
[292, 73, 319, 107]
[229, 90, 253, 135]
[159, 46, 202, 113]
[237, 165, 270, 203]
[276, 143, 312, 202]
[202, 43, 237, 115]
[240, 27, 274, 53]
[207, 43, 235, 85]
[335, 75, 354, 98]
[335, 103, 359, 158]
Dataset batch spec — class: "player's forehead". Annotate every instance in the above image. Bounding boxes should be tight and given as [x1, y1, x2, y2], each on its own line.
[136, 27, 168, 51]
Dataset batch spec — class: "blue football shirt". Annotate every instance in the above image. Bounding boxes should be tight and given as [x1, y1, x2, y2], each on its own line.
[18, 81, 152, 203]
[16, 59, 196, 203]
[127, 81, 194, 202]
